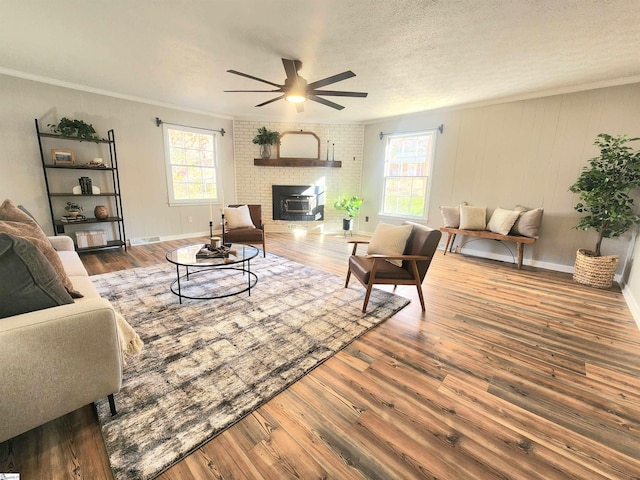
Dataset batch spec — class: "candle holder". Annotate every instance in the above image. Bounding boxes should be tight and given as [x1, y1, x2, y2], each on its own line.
[208, 221, 215, 251]
[221, 212, 230, 247]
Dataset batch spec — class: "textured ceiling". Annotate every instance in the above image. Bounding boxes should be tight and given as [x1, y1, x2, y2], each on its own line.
[1, 0, 640, 123]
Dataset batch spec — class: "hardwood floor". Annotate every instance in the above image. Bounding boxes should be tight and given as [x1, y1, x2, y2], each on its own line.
[2, 232, 640, 479]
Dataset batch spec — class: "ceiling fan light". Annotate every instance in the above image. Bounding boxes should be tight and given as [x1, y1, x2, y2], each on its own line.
[285, 93, 306, 103]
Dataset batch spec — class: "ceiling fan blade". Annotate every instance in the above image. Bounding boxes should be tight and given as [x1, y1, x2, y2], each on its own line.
[307, 71, 356, 89]
[255, 95, 285, 107]
[296, 103, 304, 113]
[312, 90, 368, 98]
[308, 94, 345, 110]
[227, 70, 282, 88]
[224, 89, 282, 93]
[281, 58, 300, 81]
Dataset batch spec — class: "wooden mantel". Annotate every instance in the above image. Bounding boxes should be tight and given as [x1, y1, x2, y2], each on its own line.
[254, 158, 342, 167]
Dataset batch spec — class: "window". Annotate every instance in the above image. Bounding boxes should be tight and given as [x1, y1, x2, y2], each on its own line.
[163, 124, 220, 205]
[381, 130, 437, 218]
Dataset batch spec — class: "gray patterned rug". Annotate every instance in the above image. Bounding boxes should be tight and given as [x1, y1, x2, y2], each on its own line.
[92, 252, 409, 480]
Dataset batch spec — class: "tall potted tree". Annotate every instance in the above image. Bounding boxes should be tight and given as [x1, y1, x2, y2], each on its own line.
[252, 127, 280, 159]
[334, 196, 363, 233]
[569, 133, 640, 288]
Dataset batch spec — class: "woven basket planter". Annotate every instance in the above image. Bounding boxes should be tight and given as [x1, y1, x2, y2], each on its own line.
[573, 249, 619, 289]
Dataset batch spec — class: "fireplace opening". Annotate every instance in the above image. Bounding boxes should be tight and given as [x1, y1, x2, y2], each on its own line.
[272, 185, 324, 221]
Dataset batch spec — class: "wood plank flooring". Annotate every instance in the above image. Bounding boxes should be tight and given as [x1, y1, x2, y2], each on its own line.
[2, 233, 640, 479]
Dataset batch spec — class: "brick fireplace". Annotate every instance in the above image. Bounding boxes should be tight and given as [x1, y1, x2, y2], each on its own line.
[233, 120, 364, 232]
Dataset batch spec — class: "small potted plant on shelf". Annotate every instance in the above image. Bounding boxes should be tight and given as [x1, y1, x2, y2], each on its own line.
[252, 127, 280, 159]
[569, 133, 640, 288]
[48, 117, 105, 143]
[65, 201, 83, 218]
[334, 196, 363, 233]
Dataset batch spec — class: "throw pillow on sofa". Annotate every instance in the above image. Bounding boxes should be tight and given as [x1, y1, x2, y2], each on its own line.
[0, 199, 82, 298]
[367, 222, 413, 267]
[0, 233, 73, 319]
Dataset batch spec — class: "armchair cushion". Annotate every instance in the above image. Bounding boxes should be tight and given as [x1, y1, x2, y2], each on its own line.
[224, 205, 255, 229]
[349, 256, 415, 284]
[366, 222, 413, 266]
[224, 227, 263, 242]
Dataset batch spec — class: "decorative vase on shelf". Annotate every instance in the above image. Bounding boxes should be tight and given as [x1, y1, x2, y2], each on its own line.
[259, 144, 271, 159]
[94, 205, 109, 220]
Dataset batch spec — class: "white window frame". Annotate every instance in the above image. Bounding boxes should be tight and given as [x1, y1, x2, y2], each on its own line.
[380, 130, 437, 219]
[162, 123, 221, 206]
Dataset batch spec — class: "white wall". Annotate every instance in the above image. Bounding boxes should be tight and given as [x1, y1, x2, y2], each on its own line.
[233, 120, 364, 233]
[0, 74, 234, 243]
[362, 83, 640, 274]
[623, 233, 640, 329]
[2, 73, 639, 324]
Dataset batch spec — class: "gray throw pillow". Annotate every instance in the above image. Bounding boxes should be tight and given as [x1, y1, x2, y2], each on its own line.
[0, 198, 82, 297]
[0, 233, 73, 319]
[511, 205, 544, 238]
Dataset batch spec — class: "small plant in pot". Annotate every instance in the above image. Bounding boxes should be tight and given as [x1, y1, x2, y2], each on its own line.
[48, 117, 105, 143]
[334, 196, 363, 233]
[569, 133, 640, 288]
[65, 201, 83, 218]
[252, 127, 280, 159]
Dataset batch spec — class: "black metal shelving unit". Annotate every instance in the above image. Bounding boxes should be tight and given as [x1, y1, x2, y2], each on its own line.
[35, 119, 127, 252]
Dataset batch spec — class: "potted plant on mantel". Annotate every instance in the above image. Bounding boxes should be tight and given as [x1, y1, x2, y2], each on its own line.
[334, 196, 364, 234]
[252, 127, 280, 159]
[569, 133, 640, 289]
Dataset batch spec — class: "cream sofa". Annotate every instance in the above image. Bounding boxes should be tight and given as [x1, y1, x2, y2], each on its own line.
[0, 235, 122, 443]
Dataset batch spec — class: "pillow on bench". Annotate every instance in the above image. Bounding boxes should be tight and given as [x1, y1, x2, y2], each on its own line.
[511, 205, 544, 238]
[459, 205, 486, 230]
[487, 207, 520, 235]
[439, 202, 467, 228]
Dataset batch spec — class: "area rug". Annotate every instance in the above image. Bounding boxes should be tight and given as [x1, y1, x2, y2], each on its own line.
[92, 252, 409, 480]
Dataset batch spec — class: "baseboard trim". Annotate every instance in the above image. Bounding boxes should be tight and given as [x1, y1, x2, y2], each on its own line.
[129, 230, 221, 246]
[622, 286, 640, 331]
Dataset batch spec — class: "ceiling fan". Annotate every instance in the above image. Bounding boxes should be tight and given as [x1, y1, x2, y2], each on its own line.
[224, 58, 368, 112]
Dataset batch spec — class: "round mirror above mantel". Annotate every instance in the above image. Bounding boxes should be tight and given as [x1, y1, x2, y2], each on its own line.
[254, 130, 341, 167]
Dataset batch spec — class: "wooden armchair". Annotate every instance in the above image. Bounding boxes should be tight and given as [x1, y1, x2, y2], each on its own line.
[224, 204, 266, 257]
[345, 221, 442, 312]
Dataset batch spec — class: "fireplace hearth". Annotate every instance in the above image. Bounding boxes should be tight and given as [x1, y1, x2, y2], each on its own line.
[272, 185, 324, 221]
